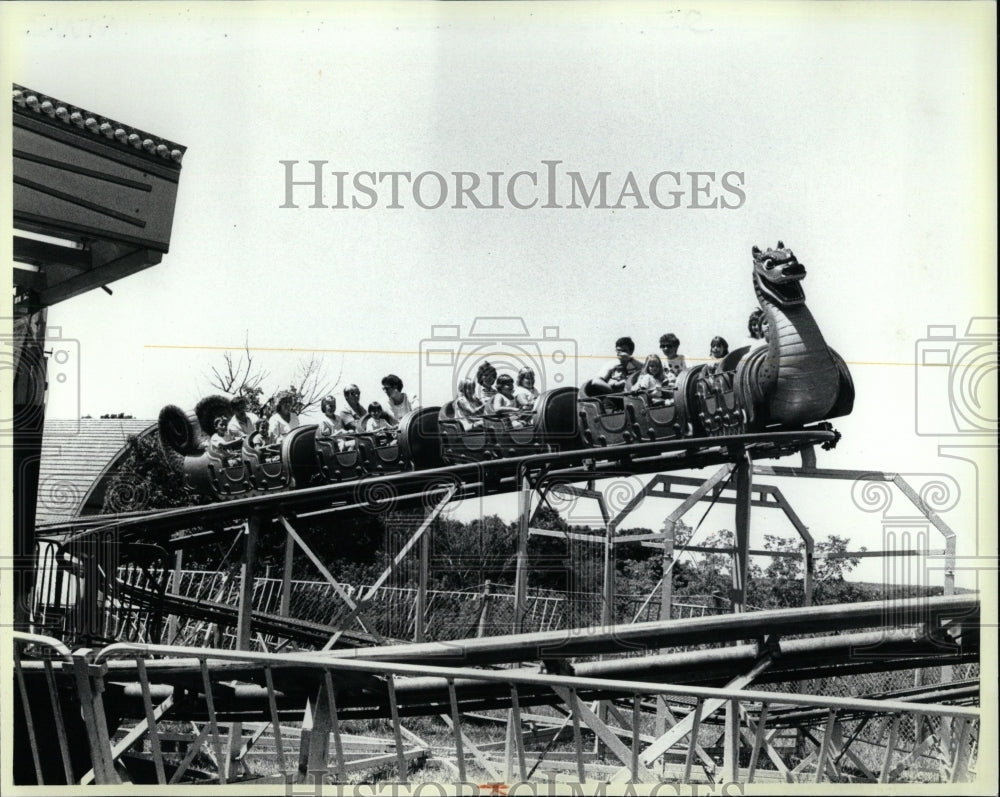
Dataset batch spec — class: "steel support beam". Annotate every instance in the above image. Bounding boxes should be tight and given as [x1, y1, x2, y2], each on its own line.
[276, 515, 376, 642]
[640, 654, 773, 766]
[328, 484, 456, 647]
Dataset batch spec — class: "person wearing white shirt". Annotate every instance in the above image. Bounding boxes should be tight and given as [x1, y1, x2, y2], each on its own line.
[381, 374, 413, 424]
[226, 396, 259, 441]
[514, 366, 540, 410]
[267, 392, 300, 444]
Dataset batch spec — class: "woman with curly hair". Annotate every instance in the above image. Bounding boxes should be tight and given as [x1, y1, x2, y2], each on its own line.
[747, 308, 769, 349]
[659, 333, 687, 377]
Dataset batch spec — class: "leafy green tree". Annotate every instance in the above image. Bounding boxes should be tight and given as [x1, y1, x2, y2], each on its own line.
[430, 514, 518, 590]
[670, 527, 736, 603]
[749, 533, 871, 608]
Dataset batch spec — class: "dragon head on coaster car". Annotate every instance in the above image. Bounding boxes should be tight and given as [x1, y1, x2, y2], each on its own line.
[752, 241, 807, 307]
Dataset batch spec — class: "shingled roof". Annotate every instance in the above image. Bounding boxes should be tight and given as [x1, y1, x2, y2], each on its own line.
[35, 418, 157, 525]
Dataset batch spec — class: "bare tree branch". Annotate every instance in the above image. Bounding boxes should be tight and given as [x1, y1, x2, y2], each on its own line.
[289, 353, 335, 414]
[200, 336, 341, 417]
[204, 333, 269, 397]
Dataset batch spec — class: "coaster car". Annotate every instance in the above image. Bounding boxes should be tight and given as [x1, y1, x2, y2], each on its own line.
[434, 386, 581, 465]
[677, 346, 754, 438]
[577, 392, 635, 447]
[185, 436, 255, 499]
[578, 373, 654, 447]
[623, 392, 684, 442]
[314, 428, 366, 483]
[398, 407, 447, 471]
[353, 415, 406, 475]
[156, 405, 254, 500]
[436, 401, 491, 463]
[233, 424, 320, 493]
[158, 400, 324, 500]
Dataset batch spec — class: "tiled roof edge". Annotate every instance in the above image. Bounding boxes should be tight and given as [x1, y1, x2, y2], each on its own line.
[13, 84, 186, 166]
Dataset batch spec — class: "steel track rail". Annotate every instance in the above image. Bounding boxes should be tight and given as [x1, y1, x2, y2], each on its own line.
[41, 428, 834, 545]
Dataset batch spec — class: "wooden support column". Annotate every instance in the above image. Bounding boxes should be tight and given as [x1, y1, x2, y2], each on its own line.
[72, 651, 119, 785]
[477, 580, 493, 638]
[655, 523, 675, 738]
[803, 544, 814, 607]
[510, 472, 536, 774]
[602, 518, 615, 629]
[305, 683, 332, 785]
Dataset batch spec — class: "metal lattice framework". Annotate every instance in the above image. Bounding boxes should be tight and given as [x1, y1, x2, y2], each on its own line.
[16, 433, 983, 787]
[14, 621, 979, 786]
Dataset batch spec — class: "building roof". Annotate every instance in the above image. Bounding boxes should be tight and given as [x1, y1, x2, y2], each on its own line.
[13, 84, 186, 310]
[13, 85, 186, 165]
[35, 418, 157, 525]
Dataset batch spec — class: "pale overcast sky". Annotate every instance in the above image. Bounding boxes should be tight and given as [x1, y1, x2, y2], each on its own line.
[3, 2, 996, 586]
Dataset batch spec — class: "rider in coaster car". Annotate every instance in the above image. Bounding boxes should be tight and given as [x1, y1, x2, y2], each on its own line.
[492, 374, 529, 428]
[707, 336, 730, 374]
[514, 366, 540, 410]
[659, 333, 687, 377]
[364, 401, 396, 434]
[318, 395, 357, 451]
[746, 308, 769, 349]
[454, 377, 486, 430]
[475, 361, 499, 410]
[586, 336, 642, 396]
[226, 395, 259, 442]
[210, 415, 244, 465]
[338, 384, 366, 431]
[266, 391, 301, 446]
[631, 354, 673, 405]
[381, 374, 413, 425]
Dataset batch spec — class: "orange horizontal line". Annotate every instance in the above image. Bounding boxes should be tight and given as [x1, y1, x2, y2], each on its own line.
[142, 343, 975, 368]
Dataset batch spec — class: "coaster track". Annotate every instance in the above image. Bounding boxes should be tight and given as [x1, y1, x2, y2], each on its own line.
[39, 427, 836, 545]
